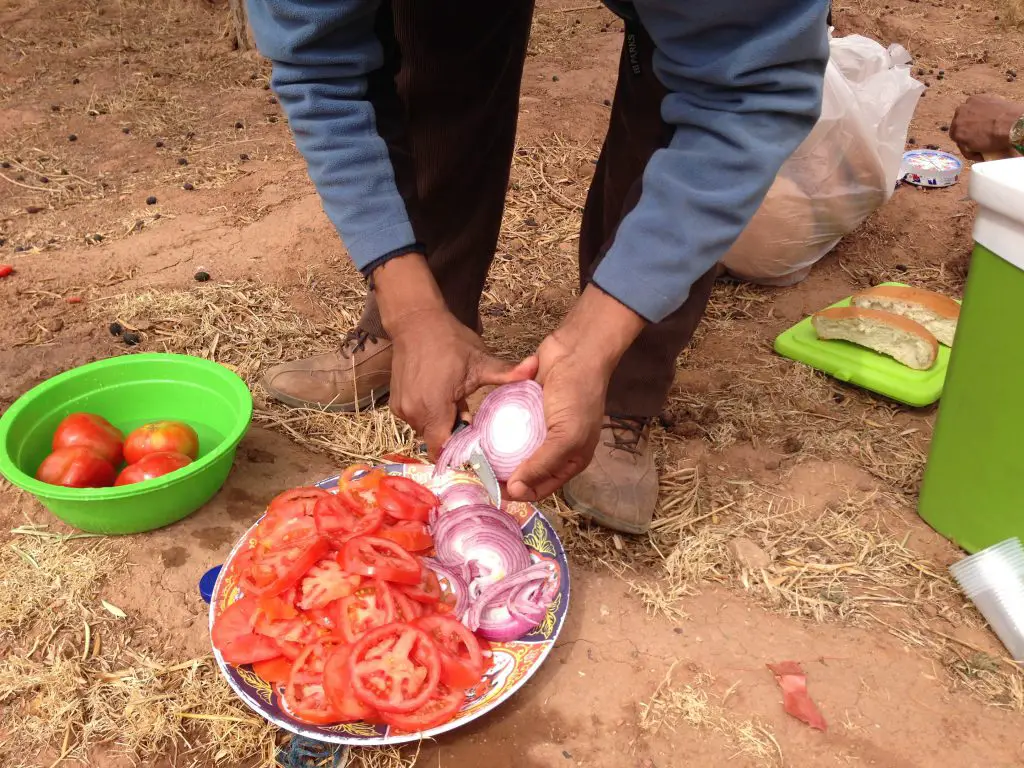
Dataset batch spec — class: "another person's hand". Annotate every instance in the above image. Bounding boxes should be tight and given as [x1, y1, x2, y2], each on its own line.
[388, 306, 535, 458]
[950, 95, 1022, 161]
[507, 285, 646, 501]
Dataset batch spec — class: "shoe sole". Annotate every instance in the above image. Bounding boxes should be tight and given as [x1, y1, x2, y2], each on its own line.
[562, 484, 651, 536]
[264, 383, 391, 414]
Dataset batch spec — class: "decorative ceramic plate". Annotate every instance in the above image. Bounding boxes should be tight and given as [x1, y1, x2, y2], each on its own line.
[209, 464, 571, 746]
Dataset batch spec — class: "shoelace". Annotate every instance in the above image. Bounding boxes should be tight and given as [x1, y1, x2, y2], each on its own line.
[338, 327, 378, 360]
[604, 415, 648, 455]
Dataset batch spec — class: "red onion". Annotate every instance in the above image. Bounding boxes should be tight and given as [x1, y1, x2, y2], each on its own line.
[439, 482, 492, 512]
[465, 562, 559, 642]
[423, 557, 470, 619]
[432, 504, 522, 543]
[434, 380, 546, 482]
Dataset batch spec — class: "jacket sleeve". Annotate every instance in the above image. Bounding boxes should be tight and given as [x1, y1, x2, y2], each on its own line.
[246, 0, 417, 270]
[592, 0, 830, 322]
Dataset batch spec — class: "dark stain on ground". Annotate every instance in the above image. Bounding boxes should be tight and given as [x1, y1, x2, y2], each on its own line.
[244, 447, 276, 464]
[191, 525, 236, 551]
[160, 545, 188, 568]
[225, 486, 259, 521]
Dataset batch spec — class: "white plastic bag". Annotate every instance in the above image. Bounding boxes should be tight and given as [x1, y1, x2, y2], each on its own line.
[722, 34, 925, 286]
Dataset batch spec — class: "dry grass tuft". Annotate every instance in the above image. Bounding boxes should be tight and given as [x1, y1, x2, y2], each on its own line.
[640, 663, 781, 765]
[1001, 0, 1024, 27]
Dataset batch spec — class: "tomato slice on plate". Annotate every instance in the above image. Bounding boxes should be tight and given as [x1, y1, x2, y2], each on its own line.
[377, 519, 432, 552]
[251, 655, 294, 685]
[380, 683, 466, 733]
[416, 614, 487, 689]
[266, 486, 331, 520]
[376, 476, 438, 523]
[211, 596, 282, 665]
[253, 608, 327, 647]
[348, 623, 441, 714]
[240, 537, 330, 598]
[297, 557, 361, 611]
[323, 645, 378, 722]
[392, 589, 424, 622]
[342, 536, 421, 585]
[401, 565, 444, 605]
[313, 494, 384, 545]
[283, 641, 341, 725]
[336, 579, 396, 643]
[275, 639, 305, 660]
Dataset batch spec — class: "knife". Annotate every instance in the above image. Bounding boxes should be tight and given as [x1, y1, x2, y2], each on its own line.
[453, 418, 502, 507]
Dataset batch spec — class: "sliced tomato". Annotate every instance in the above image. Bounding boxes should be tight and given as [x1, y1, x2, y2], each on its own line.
[313, 494, 384, 545]
[257, 513, 322, 552]
[251, 656, 294, 685]
[265, 486, 331, 520]
[348, 623, 441, 714]
[400, 565, 443, 605]
[275, 640, 305, 660]
[323, 645, 378, 722]
[253, 610, 327, 647]
[416, 614, 486, 689]
[336, 579, 396, 643]
[257, 589, 299, 621]
[211, 597, 282, 665]
[335, 464, 384, 511]
[342, 536, 421, 585]
[380, 683, 466, 732]
[392, 589, 424, 622]
[239, 537, 330, 597]
[377, 519, 432, 552]
[297, 557, 361, 611]
[376, 476, 438, 523]
[283, 641, 341, 725]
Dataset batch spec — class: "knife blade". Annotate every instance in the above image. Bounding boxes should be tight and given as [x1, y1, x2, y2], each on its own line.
[452, 418, 502, 507]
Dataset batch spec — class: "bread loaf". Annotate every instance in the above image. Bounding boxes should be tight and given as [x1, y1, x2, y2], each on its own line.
[812, 306, 939, 370]
[851, 285, 959, 346]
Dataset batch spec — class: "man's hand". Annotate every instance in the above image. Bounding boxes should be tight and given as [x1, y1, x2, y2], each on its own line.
[372, 253, 536, 458]
[506, 285, 646, 501]
[388, 307, 536, 457]
[950, 95, 1022, 161]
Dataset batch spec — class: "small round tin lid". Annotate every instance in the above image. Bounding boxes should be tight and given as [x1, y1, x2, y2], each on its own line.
[901, 149, 963, 187]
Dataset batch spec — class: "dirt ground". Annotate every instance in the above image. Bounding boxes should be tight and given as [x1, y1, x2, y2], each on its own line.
[2, 0, 1024, 766]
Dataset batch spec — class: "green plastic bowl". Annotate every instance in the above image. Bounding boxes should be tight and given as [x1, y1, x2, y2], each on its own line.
[0, 353, 253, 534]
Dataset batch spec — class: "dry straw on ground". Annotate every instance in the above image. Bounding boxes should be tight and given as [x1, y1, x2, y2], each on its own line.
[639, 663, 781, 765]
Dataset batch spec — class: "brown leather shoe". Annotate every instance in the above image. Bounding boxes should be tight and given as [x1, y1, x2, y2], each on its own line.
[563, 416, 658, 535]
[262, 328, 392, 412]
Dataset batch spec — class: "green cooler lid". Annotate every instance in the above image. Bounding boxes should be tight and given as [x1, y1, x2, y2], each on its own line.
[970, 157, 1024, 269]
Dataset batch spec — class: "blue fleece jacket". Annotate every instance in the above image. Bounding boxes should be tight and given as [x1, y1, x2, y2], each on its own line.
[247, 0, 829, 323]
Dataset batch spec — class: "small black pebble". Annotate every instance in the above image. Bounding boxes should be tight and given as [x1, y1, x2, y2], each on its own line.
[929, 69, 934, 74]
[0, 161, 8, 168]
[72, 77, 80, 84]
[146, 195, 157, 205]
[239, 153, 250, 161]
[895, 263, 908, 271]
[186, 131, 196, 139]
[908, 137, 917, 145]
[122, 330, 141, 346]
[40, 176, 49, 183]
[562, 751, 572, 760]
[15, 245, 26, 252]
[938, 69, 945, 75]
[1009, 76, 1016, 83]
[194, 270, 211, 282]
[68, 134, 77, 142]
[109, 321, 124, 336]
[122, 126, 131, 134]
[268, 116, 278, 123]
[93, 233, 103, 241]
[61, 169, 68, 175]
[602, 98, 611, 106]
[235, 121, 244, 129]
[155, 140, 164, 148]
[183, 182, 194, 191]
[917, 68, 925, 75]
[552, 75, 559, 82]
[926, 143, 940, 150]
[940, 125, 949, 132]
[177, 157, 188, 166]
[673, 627, 684, 635]
[51, 104, 60, 112]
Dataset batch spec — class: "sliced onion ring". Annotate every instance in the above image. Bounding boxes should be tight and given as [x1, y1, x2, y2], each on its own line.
[466, 561, 559, 641]
[423, 557, 470, 618]
[439, 482, 492, 512]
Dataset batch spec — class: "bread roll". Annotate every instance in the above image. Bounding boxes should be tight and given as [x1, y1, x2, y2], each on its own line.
[851, 286, 959, 346]
[812, 306, 939, 370]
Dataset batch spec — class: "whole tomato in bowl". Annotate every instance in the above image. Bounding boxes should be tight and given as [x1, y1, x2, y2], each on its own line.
[36, 446, 117, 488]
[124, 421, 199, 464]
[115, 451, 194, 486]
[52, 413, 124, 465]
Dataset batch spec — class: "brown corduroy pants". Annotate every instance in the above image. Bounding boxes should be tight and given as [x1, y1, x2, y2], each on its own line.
[357, 0, 717, 419]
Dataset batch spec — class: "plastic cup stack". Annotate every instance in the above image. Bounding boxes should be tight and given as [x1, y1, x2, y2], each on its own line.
[949, 538, 1024, 662]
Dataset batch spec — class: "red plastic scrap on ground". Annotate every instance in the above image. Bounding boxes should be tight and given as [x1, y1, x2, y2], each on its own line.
[767, 661, 827, 732]
[0, 265, 13, 278]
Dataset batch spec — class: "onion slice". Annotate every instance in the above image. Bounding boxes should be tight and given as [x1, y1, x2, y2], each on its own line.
[438, 482, 492, 513]
[465, 561, 559, 641]
[423, 557, 470, 618]
[435, 426, 481, 477]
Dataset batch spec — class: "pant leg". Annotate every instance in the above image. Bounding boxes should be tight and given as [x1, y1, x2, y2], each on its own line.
[359, 0, 536, 337]
[578, 20, 718, 419]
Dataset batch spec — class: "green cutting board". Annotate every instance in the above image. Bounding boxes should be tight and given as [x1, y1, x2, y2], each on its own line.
[774, 282, 954, 407]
